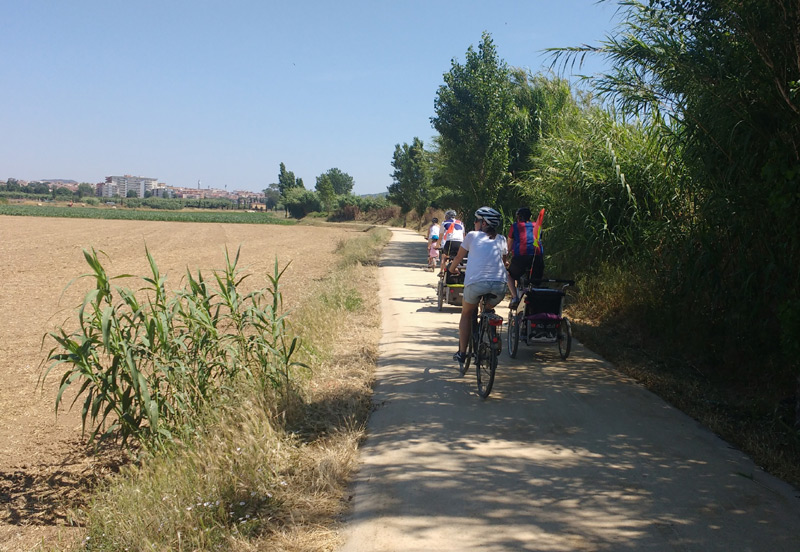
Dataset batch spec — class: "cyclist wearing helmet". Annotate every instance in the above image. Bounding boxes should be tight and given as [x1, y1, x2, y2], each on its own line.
[437, 210, 465, 276]
[448, 207, 508, 368]
[427, 217, 440, 270]
[507, 206, 545, 310]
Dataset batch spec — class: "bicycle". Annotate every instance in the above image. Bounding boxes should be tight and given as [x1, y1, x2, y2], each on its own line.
[460, 293, 504, 398]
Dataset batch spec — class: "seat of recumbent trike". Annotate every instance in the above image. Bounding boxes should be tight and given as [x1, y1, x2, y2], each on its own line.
[521, 286, 565, 320]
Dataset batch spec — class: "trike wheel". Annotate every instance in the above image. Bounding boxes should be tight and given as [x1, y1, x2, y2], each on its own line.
[558, 317, 572, 360]
[507, 312, 520, 358]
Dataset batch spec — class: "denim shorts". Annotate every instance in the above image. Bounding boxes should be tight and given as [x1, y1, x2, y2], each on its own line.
[463, 281, 508, 307]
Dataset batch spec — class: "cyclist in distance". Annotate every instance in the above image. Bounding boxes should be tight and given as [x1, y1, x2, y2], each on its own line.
[507, 207, 545, 310]
[448, 207, 509, 368]
[437, 210, 465, 276]
[427, 217, 440, 270]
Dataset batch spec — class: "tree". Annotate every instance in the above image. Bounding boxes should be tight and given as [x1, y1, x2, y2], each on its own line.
[77, 183, 95, 198]
[283, 187, 321, 218]
[507, 70, 573, 180]
[277, 163, 303, 197]
[315, 174, 336, 211]
[5, 178, 21, 192]
[388, 137, 431, 225]
[30, 181, 51, 195]
[263, 183, 281, 210]
[431, 32, 514, 209]
[319, 168, 354, 195]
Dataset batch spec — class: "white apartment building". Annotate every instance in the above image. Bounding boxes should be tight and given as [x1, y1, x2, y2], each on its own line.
[103, 175, 158, 198]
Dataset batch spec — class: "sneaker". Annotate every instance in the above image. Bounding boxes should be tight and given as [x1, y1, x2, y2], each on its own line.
[509, 297, 520, 310]
[453, 351, 467, 367]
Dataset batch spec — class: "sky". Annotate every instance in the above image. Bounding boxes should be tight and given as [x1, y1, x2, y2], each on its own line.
[1, 1, 622, 196]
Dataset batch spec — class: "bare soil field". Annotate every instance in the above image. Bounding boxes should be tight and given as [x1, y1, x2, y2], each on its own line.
[0, 216, 357, 550]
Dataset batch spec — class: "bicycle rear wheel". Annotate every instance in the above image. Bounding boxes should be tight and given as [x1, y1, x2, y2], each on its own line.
[476, 324, 497, 398]
[437, 279, 444, 311]
[507, 312, 520, 358]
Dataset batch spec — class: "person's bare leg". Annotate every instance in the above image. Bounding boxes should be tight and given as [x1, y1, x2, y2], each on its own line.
[458, 302, 478, 353]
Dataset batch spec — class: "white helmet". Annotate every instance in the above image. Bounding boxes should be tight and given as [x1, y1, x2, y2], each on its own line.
[474, 206, 502, 230]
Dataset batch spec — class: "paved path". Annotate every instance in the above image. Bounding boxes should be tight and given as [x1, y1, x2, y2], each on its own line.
[339, 228, 800, 551]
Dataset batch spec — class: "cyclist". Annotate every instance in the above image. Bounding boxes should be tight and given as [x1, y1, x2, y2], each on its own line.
[448, 207, 508, 369]
[427, 217, 440, 270]
[437, 210, 465, 276]
[507, 207, 545, 310]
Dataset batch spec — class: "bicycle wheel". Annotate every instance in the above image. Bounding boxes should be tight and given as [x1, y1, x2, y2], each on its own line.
[558, 317, 572, 360]
[476, 323, 497, 398]
[507, 312, 520, 358]
[437, 280, 444, 311]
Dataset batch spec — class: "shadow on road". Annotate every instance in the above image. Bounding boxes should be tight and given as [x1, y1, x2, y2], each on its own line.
[342, 228, 800, 551]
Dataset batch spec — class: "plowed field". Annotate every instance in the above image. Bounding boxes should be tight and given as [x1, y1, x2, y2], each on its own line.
[0, 215, 356, 549]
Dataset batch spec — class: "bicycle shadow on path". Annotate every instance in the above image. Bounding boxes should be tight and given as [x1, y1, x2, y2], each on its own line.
[340, 228, 800, 552]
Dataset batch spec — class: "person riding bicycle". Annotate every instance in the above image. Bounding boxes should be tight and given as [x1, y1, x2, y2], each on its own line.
[448, 207, 508, 369]
[427, 217, 440, 270]
[507, 207, 545, 310]
[437, 210, 465, 276]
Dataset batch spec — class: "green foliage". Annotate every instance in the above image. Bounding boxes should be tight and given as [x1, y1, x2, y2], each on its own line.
[431, 32, 514, 209]
[545, 0, 800, 381]
[507, 70, 573, 180]
[282, 187, 321, 218]
[76, 183, 96, 198]
[40, 249, 305, 450]
[315, 174, 337, 211]
[263, 183, 282, 209]
[319, 167, 355, 195]
[388, 137, 431, 218]
[278, 162, 304, 198]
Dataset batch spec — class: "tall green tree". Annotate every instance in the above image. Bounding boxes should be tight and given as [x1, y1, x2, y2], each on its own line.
[507, 70, 573, 180]
[315, 174, 337, 211]
[77, 183, 96, 198]
[319, 168, 354, 195]
[263, 183, 281, 210]
[431, 32, 514, 209]
[388, 137, 431, 225]
[277, 162, 303, 197]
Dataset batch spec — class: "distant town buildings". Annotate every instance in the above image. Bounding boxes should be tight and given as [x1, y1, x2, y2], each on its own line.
[3, 175, 265, 203]
[101, 175, 159, 198]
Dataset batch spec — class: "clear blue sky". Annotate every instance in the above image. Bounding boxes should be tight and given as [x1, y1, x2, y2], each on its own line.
[1, 1, 620, 196]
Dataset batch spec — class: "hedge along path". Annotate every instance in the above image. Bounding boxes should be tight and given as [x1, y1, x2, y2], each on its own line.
[0, 215, 357, 550]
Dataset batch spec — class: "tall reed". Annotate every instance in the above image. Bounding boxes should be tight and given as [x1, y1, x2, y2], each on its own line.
[40, 247, 304, 450]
